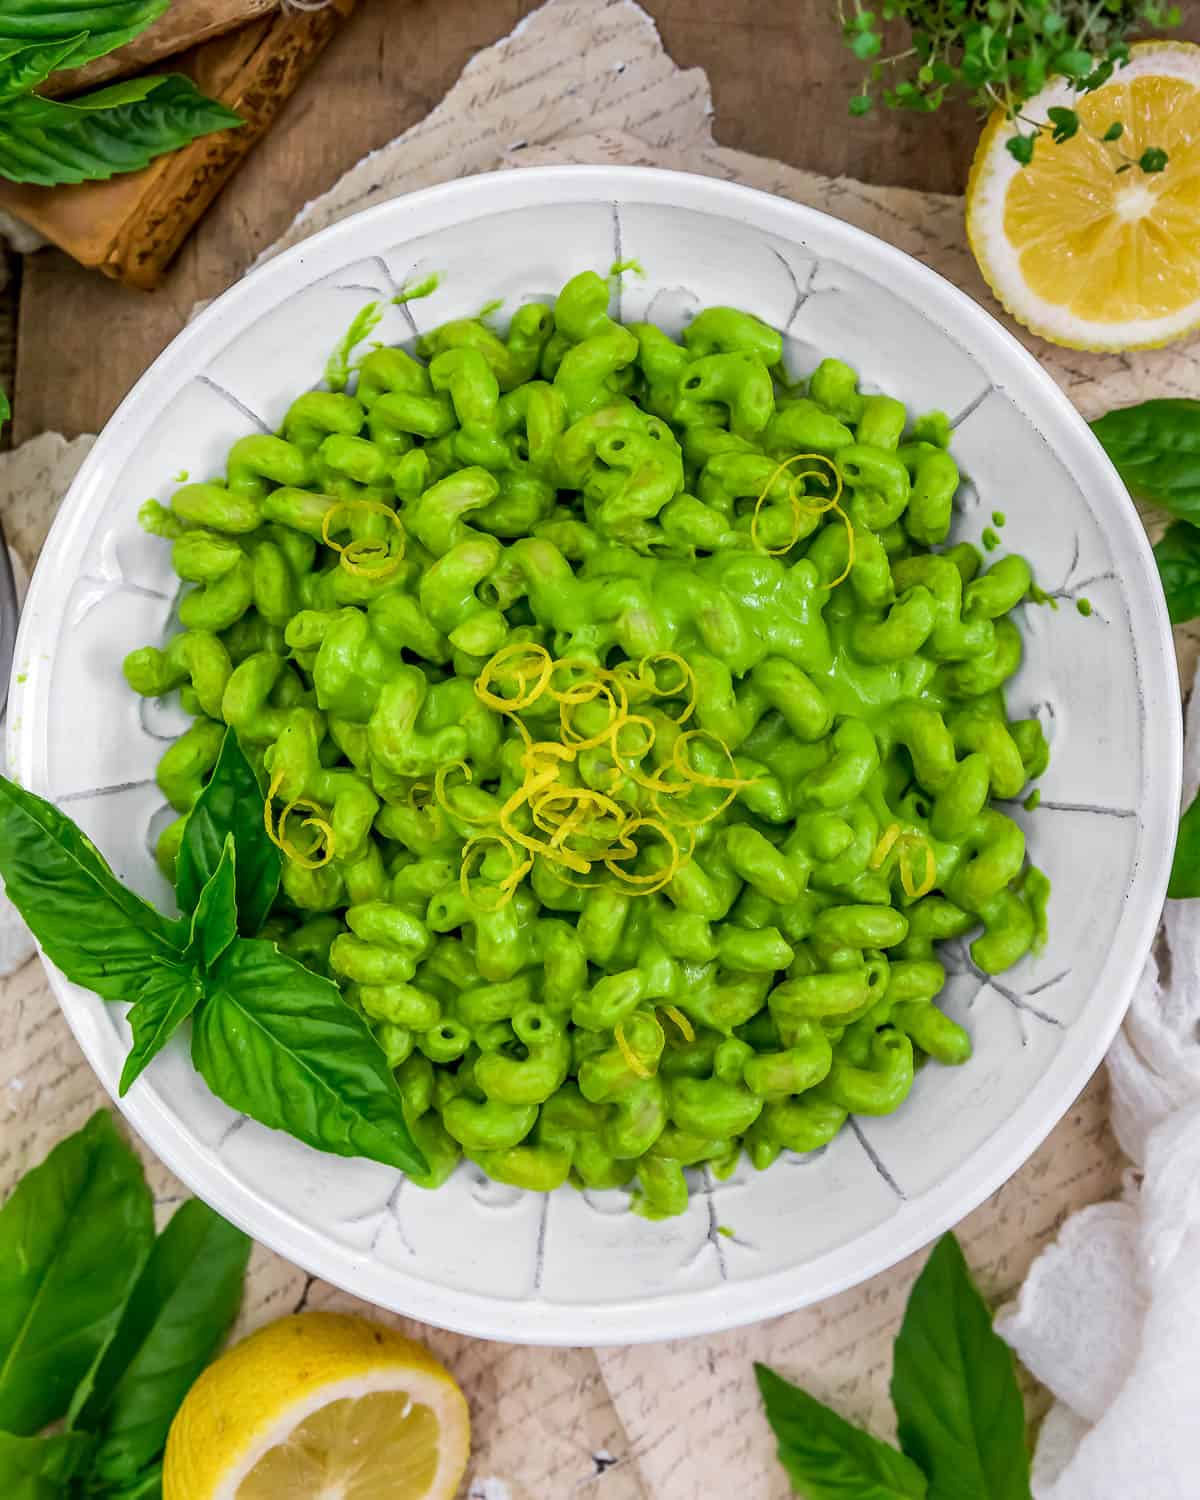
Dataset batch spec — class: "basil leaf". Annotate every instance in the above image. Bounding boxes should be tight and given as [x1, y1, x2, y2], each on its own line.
[119, 962, 204, 1096]
[90, 1463, 163, 1500]
[756, 1363, 927, 1500]
[1168, 789, 1200, 899]
[176, 731, 280, 936]
[185, 834, 238, 970]
[891, 1234, 1031, 1500]
[72, 1200, 249, 1484]
[1092, 399, 1200, 523]
[0, 2, 170, 73]
[0, 35, 84, 102]
[192, 938, 428, 1176]
[0, 75, 242, 188]
[0, 1111, 153, 1435]
[0, 1430, 96, 1500]
[0, 772, 185, 1003]
[1153, 521, 1200, 625]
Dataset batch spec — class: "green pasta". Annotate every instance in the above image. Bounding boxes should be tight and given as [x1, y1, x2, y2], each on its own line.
[124, 270, 1049, 1218]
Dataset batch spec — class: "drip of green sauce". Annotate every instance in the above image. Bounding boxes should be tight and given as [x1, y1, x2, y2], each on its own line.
[393, 272, 440, 305]
[982, 527, 1000, 551]
[173, 469, 189, 484]
[325, 301, 382, 392]
[991, 510, 1006, 527]
[716, 1225, 735, 1239]
[477, 298, 504, 321]
[1076, 598, 1092, 617]
[1024, 866, 1051, 954]
[911, 410, 952, 448]
[1027, 583, 1059, 610]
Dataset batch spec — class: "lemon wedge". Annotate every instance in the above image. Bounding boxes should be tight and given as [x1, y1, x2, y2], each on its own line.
[163, 1312, 470, 1500]
[967, 41, 1200, 350]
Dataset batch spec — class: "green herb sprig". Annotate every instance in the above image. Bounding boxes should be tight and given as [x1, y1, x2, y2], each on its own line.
[0, 728, 428, 1177]
[0, 1110, 251, 1500]
[759, 1232, 1032, 1499]
[838, 0, 1181, 170]
[1091, 397, 1200, 896]
[0, 3, 242, 188]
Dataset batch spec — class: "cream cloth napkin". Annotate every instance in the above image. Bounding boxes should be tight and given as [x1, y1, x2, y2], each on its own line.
[4, 1, 1199, 1493]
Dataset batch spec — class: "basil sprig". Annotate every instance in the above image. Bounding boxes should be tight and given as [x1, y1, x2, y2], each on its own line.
[1090, 398, 1200, 897]
[759, 1234, 1032, 1500]
[0, 1110, 251, 1500]
[0, 3, 242, 189]
[0, 732, 426, 1177]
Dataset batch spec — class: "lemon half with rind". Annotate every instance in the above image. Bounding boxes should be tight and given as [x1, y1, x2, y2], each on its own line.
[967, 41, 1200, 351]
[163, 1312, 470, 1500]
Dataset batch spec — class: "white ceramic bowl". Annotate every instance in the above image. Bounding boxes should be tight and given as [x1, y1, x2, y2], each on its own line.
[10, 167, 1179, 1345]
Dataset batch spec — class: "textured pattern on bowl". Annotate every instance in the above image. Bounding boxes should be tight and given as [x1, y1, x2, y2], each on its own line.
[8, 167, 1179, 1344]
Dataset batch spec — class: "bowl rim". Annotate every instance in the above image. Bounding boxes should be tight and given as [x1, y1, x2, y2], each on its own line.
[9, 163, 1181, 1345]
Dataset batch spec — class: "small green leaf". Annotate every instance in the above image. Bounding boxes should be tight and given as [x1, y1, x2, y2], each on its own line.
[0, 1430, 96, 1500]
[851, 29, 883, 59]
[192, 938, 429, 1175]
[1005, 133, 1036, 166]
[119, 962, 204, 1096]
[0, 1, 170, 72]
[756, 1364, 927, 1500]
[0, 772, 185, 1003]
[1139, 146, 1168, 174]
[0, 1111, 154, 1435]
[849, 94, 874, 117]
[891, 1234, 1032, 1500]
[1168, 788, 1200, 899]
[1057, 48, 1095, 77]
[1046, 106, 1079, 143]
[185, 834, 239, 971]
[176, 730, 280, 937]
[1103, 120, 1124, 142]
[1153, 523, 1200, 626]
[0, 75, 242, 188]
[71, 1200, 249, 1484]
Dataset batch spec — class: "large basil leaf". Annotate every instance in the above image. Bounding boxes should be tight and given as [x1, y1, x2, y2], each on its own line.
[0, 2, 170, 73]
[0, 772, 185, 1002]
[0, 1111, 154, 1435]
[72, 1200, 249, 1484]
[0, 75, 242, 188]
[0, 35, 83, 102]
[1168, 789, 1200, 900]
[1153, 521, 1200, 625]
[891, 1234, 1031, 1500]
[118, 962, 204, 1097]
[192, 938, 428, 1175]
[0, 1430, 96, 1500]
[756, 1363, 927, 1500]
[176, 732, 280, 936]
[1092, 399, 1200, 523]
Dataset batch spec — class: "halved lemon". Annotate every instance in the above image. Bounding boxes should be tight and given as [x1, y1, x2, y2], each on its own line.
[967, 40, 1200, 350]
[163, 1312, 470, 1500]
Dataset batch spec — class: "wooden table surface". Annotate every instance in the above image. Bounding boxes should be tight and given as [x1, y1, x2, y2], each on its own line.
[10, 0, 1196, 444]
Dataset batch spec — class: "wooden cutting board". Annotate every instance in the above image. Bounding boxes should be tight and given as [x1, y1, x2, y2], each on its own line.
[0, 0, 356, 289]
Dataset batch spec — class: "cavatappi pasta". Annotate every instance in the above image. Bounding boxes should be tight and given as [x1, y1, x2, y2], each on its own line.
[123, 270, 1049, 1218]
